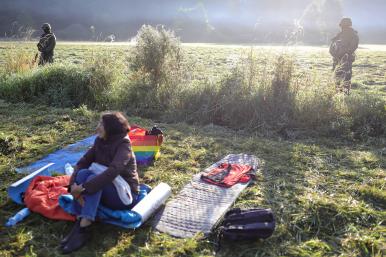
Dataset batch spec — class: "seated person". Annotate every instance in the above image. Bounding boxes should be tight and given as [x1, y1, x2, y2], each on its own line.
[60, 112, 139, 254]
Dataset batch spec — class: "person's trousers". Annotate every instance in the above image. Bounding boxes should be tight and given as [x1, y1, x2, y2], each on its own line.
[38, 53, 53, 66]
[334, 55, 354, 94]
[72, 169, 136, 221]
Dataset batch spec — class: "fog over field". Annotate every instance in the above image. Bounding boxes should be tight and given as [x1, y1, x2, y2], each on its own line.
[1, 0, 386, 44]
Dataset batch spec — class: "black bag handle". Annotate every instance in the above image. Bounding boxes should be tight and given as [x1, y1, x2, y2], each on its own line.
[224, 207, 241, 218]
[224, 208, 274, 224]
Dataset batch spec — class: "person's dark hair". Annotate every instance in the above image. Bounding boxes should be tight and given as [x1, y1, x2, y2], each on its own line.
[101, 112, 130, 138]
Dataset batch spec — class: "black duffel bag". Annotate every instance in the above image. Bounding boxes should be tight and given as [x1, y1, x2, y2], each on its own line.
[218, 208, 275, 241]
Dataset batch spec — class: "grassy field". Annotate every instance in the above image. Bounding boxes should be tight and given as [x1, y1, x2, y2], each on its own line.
[0, 42, 385, 256]
[1, 42, 386, 97]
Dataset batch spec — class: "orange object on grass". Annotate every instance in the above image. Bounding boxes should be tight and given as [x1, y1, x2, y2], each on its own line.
[24, 175, 75, 221]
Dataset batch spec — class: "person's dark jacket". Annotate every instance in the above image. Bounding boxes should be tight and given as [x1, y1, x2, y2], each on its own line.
[330, 28, 359, 59]
[37, 32, 56, 59]
[69, 133, 139, 194]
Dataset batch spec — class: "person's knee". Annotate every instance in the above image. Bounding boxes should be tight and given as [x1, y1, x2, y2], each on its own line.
[75, 169, 95, 184]
[85, 173, 97, 182]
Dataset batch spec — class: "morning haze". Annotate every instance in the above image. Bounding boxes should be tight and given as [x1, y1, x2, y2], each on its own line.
[1, 0, 385, 43]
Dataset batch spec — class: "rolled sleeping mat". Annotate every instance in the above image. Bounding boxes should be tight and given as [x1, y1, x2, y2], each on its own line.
[132, 182, 171, 223]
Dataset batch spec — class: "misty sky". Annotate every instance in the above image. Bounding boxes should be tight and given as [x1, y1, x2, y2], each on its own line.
[1, 0, 385, 43]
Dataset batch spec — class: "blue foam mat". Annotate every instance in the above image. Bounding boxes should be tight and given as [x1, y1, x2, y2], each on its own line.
[59, 184, 152, 229]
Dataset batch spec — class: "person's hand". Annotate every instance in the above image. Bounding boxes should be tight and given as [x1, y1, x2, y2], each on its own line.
[70, 183, 84, 195]
[70, 183, 85, 206]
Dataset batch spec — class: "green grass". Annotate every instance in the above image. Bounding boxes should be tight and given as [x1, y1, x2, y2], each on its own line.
[1, 42, 385, 140]
[0, 101, 384, 256]
[0, 41, 385, 256]
[1, 42, 386, 97]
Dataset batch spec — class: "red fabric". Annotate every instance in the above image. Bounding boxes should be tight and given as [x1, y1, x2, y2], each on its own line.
[129, 125, 163, 145]
[24, 175, 75, 221]
[201, 163, 254, 187]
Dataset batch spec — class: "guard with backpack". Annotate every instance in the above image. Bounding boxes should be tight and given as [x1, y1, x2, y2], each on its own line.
[329, 17, 359, 95]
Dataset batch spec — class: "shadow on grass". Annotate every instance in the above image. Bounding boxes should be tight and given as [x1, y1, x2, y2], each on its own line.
[0, 105, 384, 256]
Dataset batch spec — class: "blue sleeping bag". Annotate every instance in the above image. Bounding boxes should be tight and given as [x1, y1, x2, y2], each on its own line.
[58, 184, 151, 229]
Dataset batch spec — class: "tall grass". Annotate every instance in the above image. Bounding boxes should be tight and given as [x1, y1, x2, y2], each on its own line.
[170, 50, 385, 137]
[0, 28, 385, 138]
[0, 52, 123, 109]
[2, 47, 37, 74]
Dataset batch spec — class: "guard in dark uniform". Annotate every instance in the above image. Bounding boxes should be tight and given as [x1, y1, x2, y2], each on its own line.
[330, 18, 359, 95]
[37, 23, 56, 66]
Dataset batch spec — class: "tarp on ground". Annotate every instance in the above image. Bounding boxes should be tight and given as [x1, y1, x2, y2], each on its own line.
[16, 136, 96, 174]
[16, 125, 163, 174]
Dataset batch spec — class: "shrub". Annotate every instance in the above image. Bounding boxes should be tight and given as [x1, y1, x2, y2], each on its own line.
[0, 53, 121, 109]
[0, 49, 124, 109]
[128, 25, 184, 111]
[0, 64, 88, 106]
[83, 52, 124, 109]
[130, 25, 182, 87]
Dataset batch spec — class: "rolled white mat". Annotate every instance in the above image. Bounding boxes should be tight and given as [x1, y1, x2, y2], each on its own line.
[132, 182, 172, 223]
